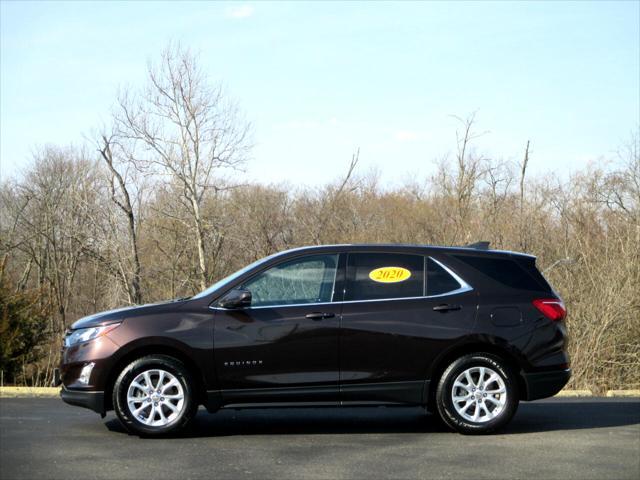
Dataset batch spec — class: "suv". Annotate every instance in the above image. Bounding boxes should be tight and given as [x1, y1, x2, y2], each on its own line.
[58, 243, 570, 435]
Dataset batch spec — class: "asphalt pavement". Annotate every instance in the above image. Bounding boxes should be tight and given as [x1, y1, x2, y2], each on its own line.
[0, 397, 638, 480]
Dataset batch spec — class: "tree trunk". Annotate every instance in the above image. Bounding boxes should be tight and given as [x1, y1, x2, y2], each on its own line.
[100, 136, 143, 304]
[126, 209, 142, 304]
[190, 196, 208, 291]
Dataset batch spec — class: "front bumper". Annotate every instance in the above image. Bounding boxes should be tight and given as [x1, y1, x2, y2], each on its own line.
[60, 386, 105, 414]
[522, 368, 571, 400]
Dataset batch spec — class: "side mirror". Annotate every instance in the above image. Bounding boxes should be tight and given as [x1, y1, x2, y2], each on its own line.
[218, 288, 252, 309]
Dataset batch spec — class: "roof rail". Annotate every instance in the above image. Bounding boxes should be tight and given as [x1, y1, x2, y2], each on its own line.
[466, 241, 491, 250]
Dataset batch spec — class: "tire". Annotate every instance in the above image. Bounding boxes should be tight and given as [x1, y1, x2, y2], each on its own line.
[435, 353, 519, 434]
[112, 354, 197, 436]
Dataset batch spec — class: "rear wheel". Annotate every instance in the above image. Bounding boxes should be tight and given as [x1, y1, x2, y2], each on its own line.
[112, 355, 197, 436]
[435, 353, 518, 434]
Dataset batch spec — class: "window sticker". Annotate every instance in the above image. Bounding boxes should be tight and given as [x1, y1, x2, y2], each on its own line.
[368, 266, 412, 283]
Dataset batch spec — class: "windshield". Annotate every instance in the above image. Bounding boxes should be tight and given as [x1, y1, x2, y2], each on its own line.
[191, 253, 281, 300]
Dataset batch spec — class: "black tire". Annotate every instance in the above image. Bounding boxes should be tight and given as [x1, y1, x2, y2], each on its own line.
[435, 353, 519, 434]
[112, 354, 197, 436]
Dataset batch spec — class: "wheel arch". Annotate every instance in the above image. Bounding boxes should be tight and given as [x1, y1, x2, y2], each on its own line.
[425, 339, 528, 410]
[104, 341, 207, 411]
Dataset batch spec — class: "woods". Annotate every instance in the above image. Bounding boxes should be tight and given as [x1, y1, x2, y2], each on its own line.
[1, 46, 638, 392]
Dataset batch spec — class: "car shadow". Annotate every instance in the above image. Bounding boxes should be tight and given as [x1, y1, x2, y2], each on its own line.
[104, 399, 640, 438]
[503, 399, 640, 434]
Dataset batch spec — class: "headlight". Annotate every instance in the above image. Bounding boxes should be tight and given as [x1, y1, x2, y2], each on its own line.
[64, 323, 120, 347]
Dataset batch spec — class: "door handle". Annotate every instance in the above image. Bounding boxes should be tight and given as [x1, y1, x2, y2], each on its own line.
[432, 304, 461, 312]
[305, 312, 335, 320]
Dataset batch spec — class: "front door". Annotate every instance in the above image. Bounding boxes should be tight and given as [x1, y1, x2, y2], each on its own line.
[213, 253, 342, 405]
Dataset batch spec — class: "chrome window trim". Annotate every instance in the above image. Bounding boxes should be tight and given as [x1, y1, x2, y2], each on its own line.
[210, 301, 335, 311]
[211, 256, 472, 311]
[210, 288, 473, 311]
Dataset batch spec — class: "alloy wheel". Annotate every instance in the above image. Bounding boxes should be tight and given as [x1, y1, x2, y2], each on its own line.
[451, 366, 507, 423]
[126, 368, 185, 427]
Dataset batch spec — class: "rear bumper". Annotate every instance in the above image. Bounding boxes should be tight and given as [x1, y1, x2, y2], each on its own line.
[60, 386, 105, 414]
[522, 368, 571, 401]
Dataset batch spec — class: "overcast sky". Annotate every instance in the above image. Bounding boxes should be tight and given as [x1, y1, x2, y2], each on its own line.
[1, 1, 638, 186]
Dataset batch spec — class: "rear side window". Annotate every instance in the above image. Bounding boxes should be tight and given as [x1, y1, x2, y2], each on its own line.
[453, 255, 542, 290]
[345, 253, 424, 301]
[426, 258, 462, 295]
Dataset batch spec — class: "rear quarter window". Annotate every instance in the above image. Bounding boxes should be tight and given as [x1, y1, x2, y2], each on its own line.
[453, 255, 543, 291]
[426, 258, 463, 295]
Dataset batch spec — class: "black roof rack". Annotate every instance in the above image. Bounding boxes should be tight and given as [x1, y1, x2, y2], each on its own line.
[466, 241, 491, 250]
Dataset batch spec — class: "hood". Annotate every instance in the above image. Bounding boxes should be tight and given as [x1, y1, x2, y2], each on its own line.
[70, 298, 189, 330]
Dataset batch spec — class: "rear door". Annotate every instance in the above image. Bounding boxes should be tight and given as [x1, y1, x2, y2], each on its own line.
[339, 252, 477, 404]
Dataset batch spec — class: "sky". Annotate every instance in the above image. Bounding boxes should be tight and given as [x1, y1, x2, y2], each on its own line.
[1, 1, 639, 187]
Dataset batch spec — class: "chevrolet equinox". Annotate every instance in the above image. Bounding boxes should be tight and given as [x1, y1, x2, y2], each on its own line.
[58, 243, 570, 435]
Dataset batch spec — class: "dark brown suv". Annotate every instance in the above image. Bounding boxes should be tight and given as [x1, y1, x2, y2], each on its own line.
[59, 243, 570, 435]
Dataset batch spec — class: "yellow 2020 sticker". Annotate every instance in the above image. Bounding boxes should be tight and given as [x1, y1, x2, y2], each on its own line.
[368, 266, 412, 283]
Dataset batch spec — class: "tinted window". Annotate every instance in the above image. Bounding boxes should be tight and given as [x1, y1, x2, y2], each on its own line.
[345, 253, 424, 301]
[520, 259, 554, 294]
[427, 258, 463, 295]
[453, 255, 541, 290]
[243, 254, 338, 307]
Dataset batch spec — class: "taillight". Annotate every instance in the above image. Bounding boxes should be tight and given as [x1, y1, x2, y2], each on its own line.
[532, 298, 567, 321]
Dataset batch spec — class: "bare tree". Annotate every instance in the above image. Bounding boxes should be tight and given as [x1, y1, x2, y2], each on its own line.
[434, 113, 487, 243]
[597, 131, 640, 226]
[519, 140, 530, 249]
[97, 133, 143, 303]
[0, 146, 101, 385]
[6, 147, 96, 329]
[115, 45, 252, 290]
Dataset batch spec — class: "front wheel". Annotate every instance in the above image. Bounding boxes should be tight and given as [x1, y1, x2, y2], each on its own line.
[112, 355, 197, 436]
[435, 353, 519, 434]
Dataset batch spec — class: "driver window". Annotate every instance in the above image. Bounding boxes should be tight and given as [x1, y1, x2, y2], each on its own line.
[242, 254, 338, 307]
